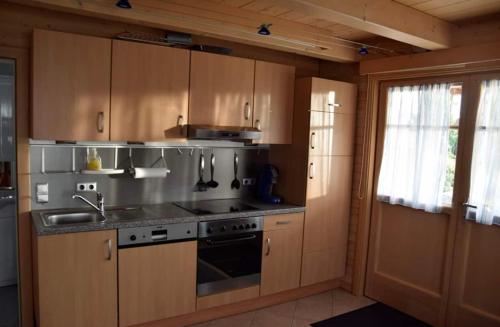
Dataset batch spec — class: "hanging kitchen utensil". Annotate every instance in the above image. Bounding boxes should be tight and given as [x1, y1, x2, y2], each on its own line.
[196, 150, 208, 191]
[231, 153, 240, 190]
[207, 152, 219, 188]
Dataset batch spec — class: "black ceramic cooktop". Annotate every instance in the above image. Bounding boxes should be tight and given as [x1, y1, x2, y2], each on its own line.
[174, 199, 258, 215]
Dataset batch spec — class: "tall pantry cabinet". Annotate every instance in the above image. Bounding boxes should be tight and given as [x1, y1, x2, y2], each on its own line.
[271, 77, 357, 286]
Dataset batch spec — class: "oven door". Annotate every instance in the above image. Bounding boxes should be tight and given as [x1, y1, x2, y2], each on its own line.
[197, 231, 262, 296]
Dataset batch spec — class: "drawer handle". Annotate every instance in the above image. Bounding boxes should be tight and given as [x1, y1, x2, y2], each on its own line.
[310, 132, 316, 149]
[106, 239, 112, 261]
[266, 237, 271, 256]
[309, 162, 315, 179]
[244, 102, 251, 120]
[255, 119, 261, 131]
[97, 112, 104, 133]
[178, 115, 184, 135]
[276, 220, 291, 225]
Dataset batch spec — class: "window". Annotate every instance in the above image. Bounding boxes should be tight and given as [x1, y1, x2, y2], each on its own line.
[377, 82, 462, 212]
[466, 79, 500, 225]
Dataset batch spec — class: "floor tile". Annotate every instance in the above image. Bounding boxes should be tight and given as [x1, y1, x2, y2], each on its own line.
[294, 291, 333, 321]
[256, 300, 297, 318]
[291, 317, 315, 327]
[251, 310, 293, 327]
[332, 288, 376, 317]
[206, 311, 256, 327]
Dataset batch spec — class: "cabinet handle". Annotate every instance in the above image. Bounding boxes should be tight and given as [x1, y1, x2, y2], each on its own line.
[106, 239, 112, 261]
[97, 112, 104, 133]
[328, 103, 342, 108]
[177, 115, 184, 135]
[255, 119, 261, 130]
[309, 162, 315, 179]
[276, 220, 291, 225]
[244, 102, 251, 120]
[266, 237, 271, 256]
[310, 132, 316, 149]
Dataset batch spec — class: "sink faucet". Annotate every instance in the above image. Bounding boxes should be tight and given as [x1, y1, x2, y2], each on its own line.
[72, 192, 105, 215]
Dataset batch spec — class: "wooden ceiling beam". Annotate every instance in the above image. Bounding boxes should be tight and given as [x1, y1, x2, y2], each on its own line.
[266, 0, 458, 50]
[16, 0, 359, 62]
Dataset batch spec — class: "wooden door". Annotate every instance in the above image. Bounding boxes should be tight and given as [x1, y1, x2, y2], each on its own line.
[32, 29, 111, 141]
[35, 230, 117, 327]
[189, 51, 255, 127]
[365, 79, 465, 326]
[301, 155, 352, 286]
[260, 213, 304, 296]
[119, 241, 197, 327]
[253, 61, 295, 144]
[446, 74, 500, 327]
[310, 78, 357, 113]
[110, 40, 189, 141]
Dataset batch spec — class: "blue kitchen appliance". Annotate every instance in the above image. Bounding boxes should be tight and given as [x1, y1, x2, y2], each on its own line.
[257, 164, 282, 204]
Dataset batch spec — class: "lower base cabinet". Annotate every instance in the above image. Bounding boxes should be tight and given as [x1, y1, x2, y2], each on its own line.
[33, 230, 118, 327]
[118, 241, 197, 327]
[260, 213, 304, 296]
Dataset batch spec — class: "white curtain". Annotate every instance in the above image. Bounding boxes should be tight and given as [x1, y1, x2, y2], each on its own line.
[466, 79, 500, 225]
[377, 83, 454, 213]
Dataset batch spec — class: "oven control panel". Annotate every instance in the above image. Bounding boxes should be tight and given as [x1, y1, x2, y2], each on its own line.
[118, 222, 197, 247]
[198, 216, 263, 238]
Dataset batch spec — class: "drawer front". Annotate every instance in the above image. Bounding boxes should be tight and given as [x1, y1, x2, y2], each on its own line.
[264, 212, 304, 231]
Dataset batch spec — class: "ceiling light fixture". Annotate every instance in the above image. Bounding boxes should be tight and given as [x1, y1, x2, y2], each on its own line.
[257, 24, 272, 36]
[116, 0, 132, 9]
[358, 46, 369, 55]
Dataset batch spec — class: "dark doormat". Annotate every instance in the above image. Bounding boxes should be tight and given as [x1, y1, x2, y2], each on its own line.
[311, 303, 432, 327]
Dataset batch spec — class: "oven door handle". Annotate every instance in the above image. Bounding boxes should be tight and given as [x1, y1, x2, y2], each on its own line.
[205, 234, 257, 245]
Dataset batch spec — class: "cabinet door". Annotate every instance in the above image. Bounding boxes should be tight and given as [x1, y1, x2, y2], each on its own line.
[253, 61, 295, 144]
[261, 213, 304, 296]
[301, 156, 352, 285]
[310, 78, 357, 113]
[32, 29, 111, 141]
[119, 241, 196, 327]
[110, 40, 189, 141]
[36, 230, 117, 327]
[309, 111, 355, 156]
[189, 51, 254, 127]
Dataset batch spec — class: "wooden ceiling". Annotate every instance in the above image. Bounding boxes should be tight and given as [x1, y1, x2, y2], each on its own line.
[14, 0, 500, 63]
[395, 0, 500, 22]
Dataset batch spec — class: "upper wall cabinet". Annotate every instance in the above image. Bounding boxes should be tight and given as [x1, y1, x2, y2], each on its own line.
[189, 51, 255, 127]
[32, 29, 111, 141]
[310, 78, 357, 113]
[110, 40, 190, 141]
[254, 61, 295, 144]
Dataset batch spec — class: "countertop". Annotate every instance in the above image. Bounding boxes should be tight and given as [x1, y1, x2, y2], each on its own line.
[32, 200, 306, 236]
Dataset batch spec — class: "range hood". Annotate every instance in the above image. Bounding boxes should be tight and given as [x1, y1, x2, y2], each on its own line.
[188, 125, 261, 141]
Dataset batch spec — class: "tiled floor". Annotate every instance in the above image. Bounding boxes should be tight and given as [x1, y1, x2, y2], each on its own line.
[189, 288, 376, 327]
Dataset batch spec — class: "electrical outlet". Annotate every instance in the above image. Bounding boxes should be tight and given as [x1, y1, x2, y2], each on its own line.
[242, 178, 256, 186]
[76, 182, 97, 192]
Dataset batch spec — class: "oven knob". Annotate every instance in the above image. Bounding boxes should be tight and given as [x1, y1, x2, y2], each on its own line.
[220, 226, 227, 232]
[207, 227, 214, 234]
[251, 223, 257, 229]
[238, 224, 245, 230]
[130, 235, 136, 241]
[245, 224, 251, 229]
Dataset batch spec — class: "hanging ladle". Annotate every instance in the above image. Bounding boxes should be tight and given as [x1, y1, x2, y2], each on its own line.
[196, 150, 208, 192]
[231, 153, 240, 190]
[207, 152, 219, 188]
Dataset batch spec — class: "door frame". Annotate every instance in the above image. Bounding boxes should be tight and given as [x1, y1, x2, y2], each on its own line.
[0, 46, 32, 327]
[351, 62, 500, 298]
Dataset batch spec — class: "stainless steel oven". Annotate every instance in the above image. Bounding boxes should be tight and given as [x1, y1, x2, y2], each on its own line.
[197, 216, 263, 296]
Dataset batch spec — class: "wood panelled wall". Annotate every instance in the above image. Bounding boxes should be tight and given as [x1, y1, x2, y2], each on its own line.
[0, 2, 364, 325]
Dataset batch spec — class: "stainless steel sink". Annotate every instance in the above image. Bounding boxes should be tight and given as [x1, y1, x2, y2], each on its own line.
[42, 212, 105, 227]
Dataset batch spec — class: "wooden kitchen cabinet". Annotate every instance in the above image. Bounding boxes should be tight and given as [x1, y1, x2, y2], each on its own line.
[189, 51, 255, 127]
[310, 77, 357, 113]
[110, 40, 190, 141]
[119, 241, 197, 327]
[301, 156, 352, 285]
[32, 29, 111, 141]
[260, 213, 304, 296]
[253, 61, 295, 144]
[308, 111, 355, 156]
[33, 230, 117, 327]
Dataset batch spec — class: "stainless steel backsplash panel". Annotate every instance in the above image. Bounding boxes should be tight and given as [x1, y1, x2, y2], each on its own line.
[30, 146, 268, 210]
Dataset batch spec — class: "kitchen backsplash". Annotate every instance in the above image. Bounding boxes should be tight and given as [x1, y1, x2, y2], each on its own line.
[30, 145, 269, 210]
